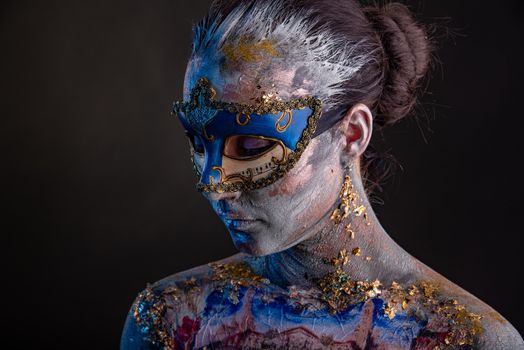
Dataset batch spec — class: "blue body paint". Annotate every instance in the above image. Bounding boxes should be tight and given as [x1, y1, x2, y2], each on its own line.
[196, 284, 427, 348]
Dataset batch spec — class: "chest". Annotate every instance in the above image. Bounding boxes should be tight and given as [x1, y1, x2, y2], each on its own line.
[185, 287, 433, 350]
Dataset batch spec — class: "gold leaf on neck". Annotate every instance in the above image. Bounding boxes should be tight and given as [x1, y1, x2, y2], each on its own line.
[351, 247, 361, 256]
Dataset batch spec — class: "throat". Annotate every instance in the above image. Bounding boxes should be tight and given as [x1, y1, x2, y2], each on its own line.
[250, 196, 414, 289]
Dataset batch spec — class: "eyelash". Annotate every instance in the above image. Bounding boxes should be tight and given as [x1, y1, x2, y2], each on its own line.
[185, 132, 278, 162]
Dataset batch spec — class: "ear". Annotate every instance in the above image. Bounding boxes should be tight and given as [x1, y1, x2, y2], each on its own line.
[337, 103, 373, 157]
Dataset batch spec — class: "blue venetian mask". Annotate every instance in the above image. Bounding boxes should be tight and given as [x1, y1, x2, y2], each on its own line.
[172, 77, 322, 193]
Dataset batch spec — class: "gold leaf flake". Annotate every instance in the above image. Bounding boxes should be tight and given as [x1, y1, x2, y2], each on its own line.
[384, 302, 396, 319]
[223, 37, 279, 65]
[354, 205, 366, 216]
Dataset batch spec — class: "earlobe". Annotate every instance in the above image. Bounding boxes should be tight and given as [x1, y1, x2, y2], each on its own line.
[342, 103, 373, 157]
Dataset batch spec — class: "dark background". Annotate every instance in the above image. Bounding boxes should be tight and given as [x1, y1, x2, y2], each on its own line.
[1, 0, 523, 348]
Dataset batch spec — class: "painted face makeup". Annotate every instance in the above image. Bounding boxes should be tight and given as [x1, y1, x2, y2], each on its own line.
[173, 77, 322, 193]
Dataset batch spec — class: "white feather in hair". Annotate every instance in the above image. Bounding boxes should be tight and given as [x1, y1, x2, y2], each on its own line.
[185, 0, 376, 111]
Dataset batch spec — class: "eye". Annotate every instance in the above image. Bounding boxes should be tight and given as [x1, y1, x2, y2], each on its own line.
[186, 132, 205, 154]
[224, 135, 277, 159]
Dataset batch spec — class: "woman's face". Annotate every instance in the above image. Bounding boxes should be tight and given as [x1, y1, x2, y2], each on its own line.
[182, 54, 348, 255]
[204, 130, 345, 256]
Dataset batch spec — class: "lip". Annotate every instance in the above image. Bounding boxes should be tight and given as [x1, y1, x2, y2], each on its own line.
[221, 216, 261, 231]
[222, 215, 257, 221]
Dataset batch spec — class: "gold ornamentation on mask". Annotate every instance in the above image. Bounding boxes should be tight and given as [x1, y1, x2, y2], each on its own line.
[202, 126, 214, 141]
[275, 110, 293, 132]
[173, 77, 322, 193]
[222, 168, 254, 184]
[207, 137, 289, 188]
[209, 166, 225, 185]
[235, 112, 251, 126]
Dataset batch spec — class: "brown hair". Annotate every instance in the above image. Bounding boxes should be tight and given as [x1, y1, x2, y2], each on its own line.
[201, 0, 433, 194]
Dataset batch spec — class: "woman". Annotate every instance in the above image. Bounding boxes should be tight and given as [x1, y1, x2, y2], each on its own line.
[121, 0, 523, 348]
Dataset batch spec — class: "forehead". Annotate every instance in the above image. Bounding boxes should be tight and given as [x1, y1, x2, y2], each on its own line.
[184, 38, 313, 104]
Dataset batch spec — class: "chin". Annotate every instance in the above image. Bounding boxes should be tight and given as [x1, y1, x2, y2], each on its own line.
[229, 230, 281, 256]
[232, 239, 271, 256]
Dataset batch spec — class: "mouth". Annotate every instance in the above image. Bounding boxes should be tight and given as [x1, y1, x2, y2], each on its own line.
[220, 215, 261, 231]
[222, 214, 257, 221]
[212, 201, 262, 231]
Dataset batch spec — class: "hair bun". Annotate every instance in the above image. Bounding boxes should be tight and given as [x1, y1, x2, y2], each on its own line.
[364, 3, 431, 125]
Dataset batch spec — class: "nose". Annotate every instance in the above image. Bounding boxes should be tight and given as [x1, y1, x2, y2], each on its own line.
[199, 139, 225, 186]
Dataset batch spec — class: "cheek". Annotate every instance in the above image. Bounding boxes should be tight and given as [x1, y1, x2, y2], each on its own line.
[294, 162, 342, 223]
[273, 165, 341, 249]
[267, 141, 342, 227]
[268, 162, 313, 197]
[267, 139, 320, 197]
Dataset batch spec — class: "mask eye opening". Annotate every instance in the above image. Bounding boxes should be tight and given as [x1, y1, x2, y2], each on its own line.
[223, 135, 279, 161]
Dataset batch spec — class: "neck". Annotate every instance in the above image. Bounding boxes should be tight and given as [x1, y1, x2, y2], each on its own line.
[256, 168, 419, 288]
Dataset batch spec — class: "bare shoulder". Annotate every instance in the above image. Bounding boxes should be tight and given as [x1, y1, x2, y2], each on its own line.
[149, 252, 252, 296]
[477, 318, 524, 350]
[412, 266, 524, 350]
[120, 254, 247, 349]
[458, 291, 524, 350]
